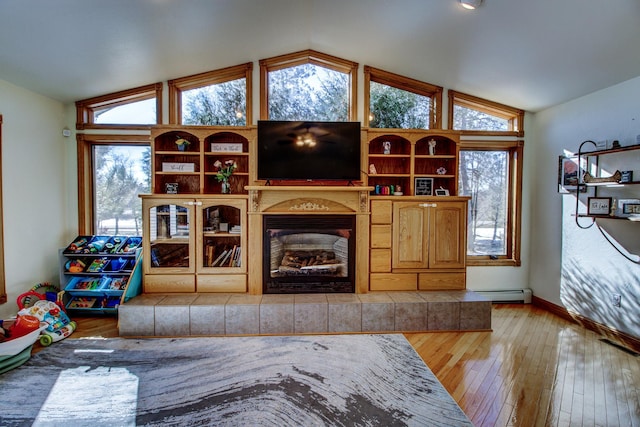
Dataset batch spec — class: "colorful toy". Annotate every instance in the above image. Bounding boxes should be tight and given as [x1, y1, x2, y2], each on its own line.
[86, 257, 109, 272]
[65, 259, 86, 273]
[17, 282, 62, 310]
[66, 236, 89, 253]
[18, 300, 76, 346]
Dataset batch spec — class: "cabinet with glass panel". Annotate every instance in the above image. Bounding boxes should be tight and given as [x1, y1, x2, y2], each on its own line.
[141, 195, 247, 293]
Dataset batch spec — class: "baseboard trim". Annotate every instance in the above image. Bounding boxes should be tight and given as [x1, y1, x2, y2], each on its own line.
[532, 295, 640, 355]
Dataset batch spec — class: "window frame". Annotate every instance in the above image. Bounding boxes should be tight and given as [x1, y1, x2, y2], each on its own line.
[449, 90, 524, 137]
[75, 83, 163, 130]
[259, 49, 358, 121]
[0, 115, 5, 304]
[364, 66, 443, 129]
[168, 62, 253, 125]
[460, 140, 523, 266]
[76, 134, 151, 234]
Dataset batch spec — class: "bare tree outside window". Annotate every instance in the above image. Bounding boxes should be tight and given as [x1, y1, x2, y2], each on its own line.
[459, 150, 508, 256]
[93, 146, 151, 235]
[369, 82, 431, 129]
[183, 78, 247, 125]
[268, 64, 349, 121]
[453, 105, 508, 131]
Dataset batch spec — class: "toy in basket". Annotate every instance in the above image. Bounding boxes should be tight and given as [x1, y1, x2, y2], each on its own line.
[18, 300, 77, 346]
[0, 318, 48, 374]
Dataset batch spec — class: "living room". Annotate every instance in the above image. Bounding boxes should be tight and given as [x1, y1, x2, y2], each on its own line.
[1, 0, 638, 341]
[0, 1, 639, 424]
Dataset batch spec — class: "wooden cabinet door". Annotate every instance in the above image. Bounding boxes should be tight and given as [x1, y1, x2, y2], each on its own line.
[392, 202, 429, 269]
[141, 197, 196, 275]
[196, 198, 247, 274]
[429, 201, 467, 269]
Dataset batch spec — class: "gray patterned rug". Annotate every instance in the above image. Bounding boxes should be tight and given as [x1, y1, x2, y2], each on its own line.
[0, 334, 472, 426]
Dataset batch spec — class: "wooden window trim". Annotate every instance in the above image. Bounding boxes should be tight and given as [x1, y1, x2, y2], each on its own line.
[76, 134, 151, 234]
[461, 139, 523, 266]
[0, 115, 5, 304]
[75, 83, 162, 130]
[364, 66, 443, 129]
[168, 62, 253, 125]
[259, 49, 358, 121]
[449, 90, 524, 137]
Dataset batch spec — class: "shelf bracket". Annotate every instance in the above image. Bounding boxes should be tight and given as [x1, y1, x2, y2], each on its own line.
[574, 140, 597, 229]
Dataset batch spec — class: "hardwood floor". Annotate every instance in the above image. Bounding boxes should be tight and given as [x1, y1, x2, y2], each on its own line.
[66, 304, 640, 427]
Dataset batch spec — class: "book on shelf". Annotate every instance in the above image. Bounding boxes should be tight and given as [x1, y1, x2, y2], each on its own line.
[233, 246, 241, 267]
[206, 244, 214, 266]
[211, 249, 228, 267]
[219, 249, 233, 267]
[229, 225, 241, 234]
[227, 245, 237, 267]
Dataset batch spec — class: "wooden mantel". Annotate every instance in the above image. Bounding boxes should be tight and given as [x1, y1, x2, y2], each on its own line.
[245, 185, 374, 295]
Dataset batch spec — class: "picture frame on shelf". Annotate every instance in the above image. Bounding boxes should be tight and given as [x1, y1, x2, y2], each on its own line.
[619, 170, 633, 183]
[435, 187, 450, 196]
[558, 155, 586, 193]
[587, 197, 611, 216]
[415, 177, 434, 196]
[211, 143, 243, 152]
[617, 199, 640, 217]
[165, 183, 179, 194]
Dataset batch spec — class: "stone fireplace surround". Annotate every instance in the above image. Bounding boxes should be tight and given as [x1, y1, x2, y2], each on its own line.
[119, 186, 492, 336]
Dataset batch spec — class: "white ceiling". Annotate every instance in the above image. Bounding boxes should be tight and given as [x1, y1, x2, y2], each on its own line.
[1, 0, 639, 112]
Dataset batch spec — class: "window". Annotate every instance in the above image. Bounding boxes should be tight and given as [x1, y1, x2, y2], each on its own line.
[168, 63, 252, 125]
[76, 83, 162, 130]
[0, 115, 4, 304]
[93, 145, 150, 235]
[459, 143, 522, 265]
[77, 135, 151, 235]
[450, 91, 524, 266]
[260, 50, 358, 121]
[449, 90, 524, 136]
[364, 66, 443, 129]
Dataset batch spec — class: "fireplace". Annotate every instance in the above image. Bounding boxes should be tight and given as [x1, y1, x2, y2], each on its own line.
[263, 215, 356, 293]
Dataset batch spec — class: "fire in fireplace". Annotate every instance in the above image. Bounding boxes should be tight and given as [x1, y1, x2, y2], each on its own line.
[263, 215, 356, 293]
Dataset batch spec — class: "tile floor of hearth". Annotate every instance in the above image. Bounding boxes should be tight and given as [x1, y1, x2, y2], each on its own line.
[118, 290, 491, 337]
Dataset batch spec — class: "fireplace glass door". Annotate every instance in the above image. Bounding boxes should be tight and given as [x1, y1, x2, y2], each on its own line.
[264, 215, 355, 293]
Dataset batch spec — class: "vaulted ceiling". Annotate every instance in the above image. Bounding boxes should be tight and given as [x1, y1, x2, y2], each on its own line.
[1, 0, 639, 112]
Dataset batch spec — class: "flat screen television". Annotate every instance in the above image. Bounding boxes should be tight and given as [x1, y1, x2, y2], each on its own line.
[257, 120, 361, 182]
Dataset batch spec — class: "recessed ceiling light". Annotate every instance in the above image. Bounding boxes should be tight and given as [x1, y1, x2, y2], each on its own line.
[459, 0, 483, 10]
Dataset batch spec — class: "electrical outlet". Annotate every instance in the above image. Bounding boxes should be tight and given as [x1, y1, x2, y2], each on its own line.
[612, 294, 622, 308]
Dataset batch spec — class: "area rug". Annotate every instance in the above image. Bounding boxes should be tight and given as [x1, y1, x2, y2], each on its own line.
[0, 334, 472, 426]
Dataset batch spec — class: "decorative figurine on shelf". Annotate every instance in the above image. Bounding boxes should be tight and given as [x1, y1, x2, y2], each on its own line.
[213, 160, 238, 194]
[428, 139, 437, 156]
[369, 164, 377, 175]
[175, 137, 190, 151]
[383, 141, 391, 154]
[436, 166, 447, 175]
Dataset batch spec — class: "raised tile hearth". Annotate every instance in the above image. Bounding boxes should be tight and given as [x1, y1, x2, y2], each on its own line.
[118, 290, 491, 337]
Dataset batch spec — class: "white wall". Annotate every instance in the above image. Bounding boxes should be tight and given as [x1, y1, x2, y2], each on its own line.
[0, 79, 70, 319]
[530, 76, 640, 337]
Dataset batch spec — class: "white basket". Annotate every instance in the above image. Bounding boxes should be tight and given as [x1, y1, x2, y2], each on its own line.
[0, 322, 48, 357]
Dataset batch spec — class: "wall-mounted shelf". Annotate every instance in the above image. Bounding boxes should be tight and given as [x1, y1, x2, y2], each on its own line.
[573, 140, 640, 263]
[574, 141, 640, 229]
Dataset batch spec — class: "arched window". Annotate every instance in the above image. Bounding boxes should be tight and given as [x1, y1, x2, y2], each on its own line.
[260, 50, 358, 121]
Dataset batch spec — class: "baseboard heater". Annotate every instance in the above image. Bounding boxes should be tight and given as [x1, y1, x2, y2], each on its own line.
[475, 289, 532, 304]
